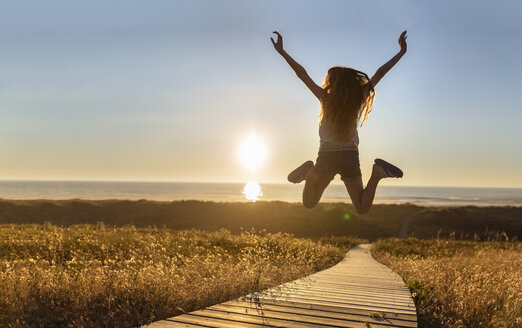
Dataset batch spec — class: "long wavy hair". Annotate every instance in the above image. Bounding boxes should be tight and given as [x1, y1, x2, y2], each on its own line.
[320, 66, 375, 137]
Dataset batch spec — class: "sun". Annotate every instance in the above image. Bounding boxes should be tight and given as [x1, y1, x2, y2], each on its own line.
[238, 134, 267, 172]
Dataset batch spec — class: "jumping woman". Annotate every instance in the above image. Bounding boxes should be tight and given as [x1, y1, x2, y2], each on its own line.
[271, 30, 407, 213]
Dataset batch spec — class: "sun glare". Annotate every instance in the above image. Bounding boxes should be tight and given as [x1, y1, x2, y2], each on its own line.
[242, 181, 262, 201]
[238, 134, 267, 172]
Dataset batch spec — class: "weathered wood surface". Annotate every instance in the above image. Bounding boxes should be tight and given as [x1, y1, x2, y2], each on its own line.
[145, 244, 417, 327]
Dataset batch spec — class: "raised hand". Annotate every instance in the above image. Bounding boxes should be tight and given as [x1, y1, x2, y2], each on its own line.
[270, 31, 284, 53]
[398, 30, 407, 53]
[371, 30, 408, 87]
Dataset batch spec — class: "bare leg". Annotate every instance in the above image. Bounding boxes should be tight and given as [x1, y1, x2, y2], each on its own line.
[302, 166, 331, 209]
[344, 164, 390, 214]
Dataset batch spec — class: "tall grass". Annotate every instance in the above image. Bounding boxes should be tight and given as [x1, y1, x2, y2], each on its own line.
[0, 223, 355, 327]
[372, 238, 522, 328]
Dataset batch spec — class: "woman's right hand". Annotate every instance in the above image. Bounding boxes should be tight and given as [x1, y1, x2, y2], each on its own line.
[398, 30, 407, 53]
[271, 31, 284, 53]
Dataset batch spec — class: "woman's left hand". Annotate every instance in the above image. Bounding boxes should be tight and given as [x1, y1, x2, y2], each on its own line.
[271, 31, 284, 53]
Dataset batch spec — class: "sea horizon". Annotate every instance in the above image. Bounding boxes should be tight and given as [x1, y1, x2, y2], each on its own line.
[1, 180, 521, 207]
[3, 178, 522, 189]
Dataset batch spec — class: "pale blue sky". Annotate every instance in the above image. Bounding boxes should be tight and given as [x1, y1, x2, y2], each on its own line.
[1, 0, 521, 187]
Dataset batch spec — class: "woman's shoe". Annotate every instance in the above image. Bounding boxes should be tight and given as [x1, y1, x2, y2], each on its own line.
[287, 161, 314, 183]
[374, 158, 403, 178]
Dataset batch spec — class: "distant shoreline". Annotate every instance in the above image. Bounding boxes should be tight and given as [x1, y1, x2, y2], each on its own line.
[1, 199, 520, 241]
[1, 197, 522, 208]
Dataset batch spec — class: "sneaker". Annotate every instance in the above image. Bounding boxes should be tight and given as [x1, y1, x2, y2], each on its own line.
[287, 160, 314, 184]
[374, 158, 403, 178]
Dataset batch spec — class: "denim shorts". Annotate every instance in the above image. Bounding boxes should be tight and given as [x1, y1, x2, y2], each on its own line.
[314, 150, 362, 182]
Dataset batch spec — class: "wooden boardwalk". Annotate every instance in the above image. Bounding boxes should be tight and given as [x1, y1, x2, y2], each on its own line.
[145, 244, 417, 327]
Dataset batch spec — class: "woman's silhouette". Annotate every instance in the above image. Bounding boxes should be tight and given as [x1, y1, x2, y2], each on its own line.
[271, 30, 407, 213]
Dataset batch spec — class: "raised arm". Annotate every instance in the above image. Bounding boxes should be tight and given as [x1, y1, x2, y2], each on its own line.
[371, 31, 407, 87]
[271, 31, 324, 101]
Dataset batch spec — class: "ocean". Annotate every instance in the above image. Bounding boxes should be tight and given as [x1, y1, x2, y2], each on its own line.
[0, 181, 521, 207]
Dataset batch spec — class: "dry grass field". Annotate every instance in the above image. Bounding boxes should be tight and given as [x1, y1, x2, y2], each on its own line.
[1, 201, 520, 327]
[372, 238, 522, 328]
[0, 224, 360, 328]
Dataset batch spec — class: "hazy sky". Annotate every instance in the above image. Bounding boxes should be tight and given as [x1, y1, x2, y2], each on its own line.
[1, 0, 521, 187]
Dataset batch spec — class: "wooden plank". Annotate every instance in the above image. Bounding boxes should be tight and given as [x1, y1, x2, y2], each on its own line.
[280, 284, 413, 299]
[168, 314, 272, 328]
[307, 277, 406, 287]
[309, 280, 405, 288]
[282, 284, 412, 297]
[249, 294, 417, 316]
[237, 298, 418, 322]
[304, 274, 407, 282]
[203, 306, 393, 328]
[314, 273, 403, 280]
[255, 286, 410, 299]
[258, 289, 414, 306]
[145, 320, 208, 327]
[253, 293, 414, 312]
[281, 289, 412, 306]
[250, 290, 415, 312]
[280, 281, 412, 293]
[215, 302, 418, 328]
[186, 310, 341, 328]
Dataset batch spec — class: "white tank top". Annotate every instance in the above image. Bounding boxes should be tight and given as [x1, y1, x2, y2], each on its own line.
[319, 118, 359, 152]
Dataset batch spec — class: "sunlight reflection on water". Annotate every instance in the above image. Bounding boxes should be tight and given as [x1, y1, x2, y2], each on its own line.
[242, 181, 263, 202]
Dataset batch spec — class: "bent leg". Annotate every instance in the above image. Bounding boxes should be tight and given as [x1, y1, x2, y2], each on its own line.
[302, 167, 331, 209]
[344, 164, 385, 214]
